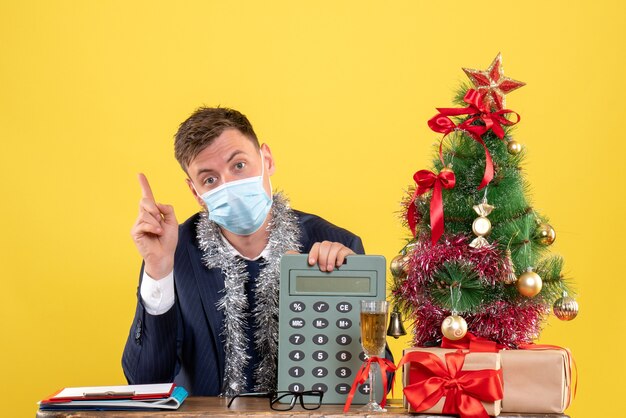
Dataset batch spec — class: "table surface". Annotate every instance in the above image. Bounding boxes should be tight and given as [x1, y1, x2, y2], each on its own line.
[36, 397, 570, 418]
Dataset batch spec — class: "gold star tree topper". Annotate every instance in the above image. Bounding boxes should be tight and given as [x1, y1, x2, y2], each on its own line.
[463, 53, 525, 111]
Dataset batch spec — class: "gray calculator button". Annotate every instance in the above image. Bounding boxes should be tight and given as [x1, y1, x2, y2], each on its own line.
[335, 383, 351, 394]
[312, 318, 329, 329]
[312, 383, 328, 393]
[358, 383, 371, 395]
[359, 351, 367, 362]
[335, 367, 352, 378]
[336, 351, 352, 362]
[289, 334, 305, 345]
[313, 301, 329, 312]
[288, 383, 305, 393]
[336, 318, 352, 329]
[290, 318, 305, 328]
[336, 334, 352, 345]
[336, 302, 352, 313]
[312, 367, 328, 378]
[289, 350, 305, 361]
[289, 301, 306, 312]
[312, 334, 328, 345]
[312, 350, 328, 361]
[289, 366, 305, 378]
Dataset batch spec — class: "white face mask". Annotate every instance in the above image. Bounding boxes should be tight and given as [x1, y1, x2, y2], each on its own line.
[194, 151, 273, 235]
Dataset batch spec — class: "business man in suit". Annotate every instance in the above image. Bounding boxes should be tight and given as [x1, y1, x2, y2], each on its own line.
[122, 107, 364, 397]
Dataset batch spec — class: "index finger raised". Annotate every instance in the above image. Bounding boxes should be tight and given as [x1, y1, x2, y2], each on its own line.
[138, 173, 156, 201]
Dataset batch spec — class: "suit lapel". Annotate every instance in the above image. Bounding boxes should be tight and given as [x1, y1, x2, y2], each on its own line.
[186, 243, 226, 371]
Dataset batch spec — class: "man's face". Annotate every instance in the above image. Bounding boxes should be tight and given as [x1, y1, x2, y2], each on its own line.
[186, 128, 275, 207]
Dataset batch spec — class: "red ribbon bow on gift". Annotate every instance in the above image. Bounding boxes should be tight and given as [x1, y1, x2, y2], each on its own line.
[397, 350, 503, 418]
[441, 332, 507, 353]
[343, 356, 396, 413]
[427, 89, 520, 190]
[407, 168, 456, 244]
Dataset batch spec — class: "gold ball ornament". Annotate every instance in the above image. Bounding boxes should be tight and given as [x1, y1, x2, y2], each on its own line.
[535, 223, 556, 246]
[472, 216, 492, 236]
[390, 254, 410, 279]
[441, 315, 468, 340]
[517, 269, 543, 297]
[507, 140, 522, 155]
[553, 292, 579, 321]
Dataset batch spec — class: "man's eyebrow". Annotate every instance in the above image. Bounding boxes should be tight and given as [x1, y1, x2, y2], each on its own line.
[193, 150, 248, 178]
[226, 150, 246, 163]
[195, 167, 215, 177]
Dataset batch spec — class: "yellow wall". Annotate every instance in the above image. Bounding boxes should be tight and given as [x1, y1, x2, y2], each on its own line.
[1, 1, 624, 416]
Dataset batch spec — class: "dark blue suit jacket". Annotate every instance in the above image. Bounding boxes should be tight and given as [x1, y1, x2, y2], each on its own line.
[122, 210, 364, 395]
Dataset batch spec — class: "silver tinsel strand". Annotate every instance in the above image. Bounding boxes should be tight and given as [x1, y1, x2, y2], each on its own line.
[196, 193, 301, 397]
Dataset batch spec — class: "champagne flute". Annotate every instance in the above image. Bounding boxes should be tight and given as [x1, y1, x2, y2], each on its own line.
[359, 300, 389, 412]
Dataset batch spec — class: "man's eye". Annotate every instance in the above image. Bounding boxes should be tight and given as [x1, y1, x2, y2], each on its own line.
[234, 162, 246, 170]
[204, 177, 216, 185]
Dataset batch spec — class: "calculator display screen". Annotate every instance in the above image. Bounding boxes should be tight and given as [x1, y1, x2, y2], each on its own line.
[294, 276, 371, 293]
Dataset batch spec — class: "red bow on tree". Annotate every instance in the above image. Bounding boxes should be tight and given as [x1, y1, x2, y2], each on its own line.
[427, 89, 520, 190]
[398, 350, 503, 418]
[407, 168, 456, 245]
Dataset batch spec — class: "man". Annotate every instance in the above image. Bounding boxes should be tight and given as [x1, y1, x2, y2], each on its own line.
[122, 107, 364, 397]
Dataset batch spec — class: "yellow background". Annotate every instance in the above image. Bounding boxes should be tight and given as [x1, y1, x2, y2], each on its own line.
[1, 1, 624, 416]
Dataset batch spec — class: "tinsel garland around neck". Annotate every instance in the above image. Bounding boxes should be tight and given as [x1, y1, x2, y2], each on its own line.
[196, 193, 301, 397]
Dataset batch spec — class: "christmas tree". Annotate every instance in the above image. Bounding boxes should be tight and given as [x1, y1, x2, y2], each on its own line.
[390, 54, 579, 347]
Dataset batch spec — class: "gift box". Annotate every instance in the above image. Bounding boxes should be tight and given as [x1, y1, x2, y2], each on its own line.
[401, 347, 503, 417]
[437, 334, 575, 414]
[500, 348, 573, 413]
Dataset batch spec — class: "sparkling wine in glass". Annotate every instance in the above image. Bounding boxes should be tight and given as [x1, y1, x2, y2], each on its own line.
[359, 300, 389, 412]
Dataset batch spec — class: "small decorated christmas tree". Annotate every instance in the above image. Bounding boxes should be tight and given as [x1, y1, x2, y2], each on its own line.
[390, 54, 579, 347]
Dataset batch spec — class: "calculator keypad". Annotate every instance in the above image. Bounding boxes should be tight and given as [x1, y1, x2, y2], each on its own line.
[280, 298, 383, 403]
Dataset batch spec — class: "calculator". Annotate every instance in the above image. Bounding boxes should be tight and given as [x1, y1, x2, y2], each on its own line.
[277, 254, 387, 404]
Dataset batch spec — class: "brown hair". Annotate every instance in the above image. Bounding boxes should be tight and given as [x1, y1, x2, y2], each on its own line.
[174, 107, 259, 171]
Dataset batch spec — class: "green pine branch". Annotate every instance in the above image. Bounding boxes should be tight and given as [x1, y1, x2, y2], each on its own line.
[534, 255, 574, 303]
[428, 261, 498, 313]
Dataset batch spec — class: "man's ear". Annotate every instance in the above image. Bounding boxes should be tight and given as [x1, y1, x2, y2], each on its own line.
[186, 178, 206, 208]
[261, 143, 276, 175]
